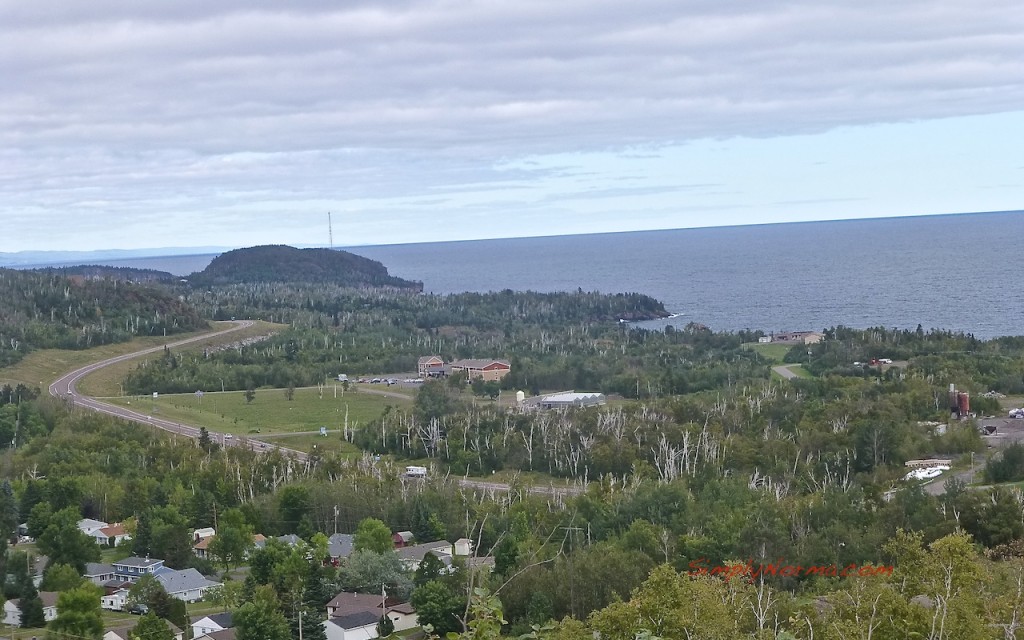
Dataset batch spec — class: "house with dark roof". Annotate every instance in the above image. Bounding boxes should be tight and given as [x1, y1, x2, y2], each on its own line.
[194, 629, 236, 640]
[324, 592, 417, 640]
[191, 612, 234, 637]
[323, 612, 380, 640]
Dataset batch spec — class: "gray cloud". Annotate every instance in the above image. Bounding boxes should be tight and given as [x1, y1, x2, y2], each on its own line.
[2, 0, 1023, 249]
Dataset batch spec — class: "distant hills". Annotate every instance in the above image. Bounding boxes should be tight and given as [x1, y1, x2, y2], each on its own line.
[186, 245, 423, 290]
[0, 246, 229, 268]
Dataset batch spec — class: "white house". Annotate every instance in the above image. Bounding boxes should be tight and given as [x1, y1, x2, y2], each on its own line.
[323, 613, 380, 640]
[91, 523, 132, 547]
[157, 568, 221, 603]
[78, 518, 108, 535]
[3, 591, 59, 626]
[193, 630, 236, 640]
[191, 612, 233, 638]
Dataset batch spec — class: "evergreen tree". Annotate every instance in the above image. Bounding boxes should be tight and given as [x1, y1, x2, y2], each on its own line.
[376, 615, 395, 637]
[133, 510, 153, 557]
[19, 580, 47, 628]
[19, 480, 45, 523]
[0, 479, 18, 543]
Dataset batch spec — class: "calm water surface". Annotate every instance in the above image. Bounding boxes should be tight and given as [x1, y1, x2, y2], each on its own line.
[58, 212, 1024, 338]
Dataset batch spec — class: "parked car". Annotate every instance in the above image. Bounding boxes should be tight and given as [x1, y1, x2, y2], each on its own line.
[128, 603, 149, 615]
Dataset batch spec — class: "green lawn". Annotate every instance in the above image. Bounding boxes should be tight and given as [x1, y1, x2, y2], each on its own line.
[103, 385, 410, 437]
[743, 342, 793, 364]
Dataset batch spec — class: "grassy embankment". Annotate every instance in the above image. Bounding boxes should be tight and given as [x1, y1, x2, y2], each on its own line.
[0, 321, 283, 392]
[743, 342, 812, 379]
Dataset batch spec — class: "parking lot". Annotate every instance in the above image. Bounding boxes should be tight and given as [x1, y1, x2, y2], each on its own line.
[978, 415, 1024, 448]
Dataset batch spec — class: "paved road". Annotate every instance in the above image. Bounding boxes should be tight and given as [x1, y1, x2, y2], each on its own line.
[46, 324, 581, 496]
[772, 365, 802, 380]
[47, 320, 305, 459]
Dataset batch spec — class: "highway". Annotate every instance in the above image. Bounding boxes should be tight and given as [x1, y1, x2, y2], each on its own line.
[46, 320, 304, 459]
[46, 321, 583, 496]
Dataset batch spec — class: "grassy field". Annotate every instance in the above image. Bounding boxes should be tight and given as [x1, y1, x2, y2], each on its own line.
[743, 342, 793, 364]
[103, 385, 411, 438]
[77, 321, 286, 397]
[0, 320, 285, 393]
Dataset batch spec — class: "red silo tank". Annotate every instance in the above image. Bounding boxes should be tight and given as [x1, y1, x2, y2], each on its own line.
[958, 392, 970, 416]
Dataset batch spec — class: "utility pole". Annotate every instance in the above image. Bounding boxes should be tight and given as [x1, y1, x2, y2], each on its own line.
[298, 610, 303, 640]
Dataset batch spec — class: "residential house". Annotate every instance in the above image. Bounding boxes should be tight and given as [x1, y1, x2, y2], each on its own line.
[193, 535, 213, 559]
[191, 612, 233, 637]
[417, 356, 445, 377]
[198, 533, 265, 559]
[156, 568, 221, 603]
[277, 534, 303, 547]
[391, 531, 414, 548]
[105, 620, 184, 640]
[112, 557, 165, 581]
[193, 527, 216, 541]
[448, 359, 511, 382]
[772, 331, 825, 345]
[92, 523, 132, 547]
[193, 629, 236, 640]
[84, 562, 116, 586]
[324, 592, 417, 639]
[77, 518, 109, 536]
[3, 591, 59, 626]
[323, 612, 381, 640]
[395, 541, 453, 572]
[327, 533, 353, 564]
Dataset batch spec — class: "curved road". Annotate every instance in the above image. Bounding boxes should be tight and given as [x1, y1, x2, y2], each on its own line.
[47, 320, 303, 458]
[47, 322, 582, 496]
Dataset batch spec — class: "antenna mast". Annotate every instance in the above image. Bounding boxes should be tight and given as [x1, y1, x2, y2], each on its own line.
[328, 212, 334, 249]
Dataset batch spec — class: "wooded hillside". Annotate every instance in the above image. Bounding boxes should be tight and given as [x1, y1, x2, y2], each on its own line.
[187, 245, 423, 289]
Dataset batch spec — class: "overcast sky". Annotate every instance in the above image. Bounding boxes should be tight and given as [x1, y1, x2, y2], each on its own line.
[3, 0, 1023, 253]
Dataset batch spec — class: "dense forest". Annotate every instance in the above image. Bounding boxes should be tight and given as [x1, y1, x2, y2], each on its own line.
[185, 245, 423, 290]
[4, 260, 1024, 639]
[0, 268, 207, 367]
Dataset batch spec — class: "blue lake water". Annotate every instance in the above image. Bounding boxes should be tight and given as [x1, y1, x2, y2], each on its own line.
[45, 211, 1024, 338]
